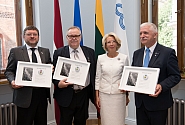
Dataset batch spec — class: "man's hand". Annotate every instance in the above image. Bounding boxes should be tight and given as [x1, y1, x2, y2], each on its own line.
[11, 80, 23, 89]
[149, 84, 162, 97]
[58, 78, 73, 88]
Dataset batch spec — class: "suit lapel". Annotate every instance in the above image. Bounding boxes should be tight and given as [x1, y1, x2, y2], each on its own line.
[21, 45, 30, 62]
[62, 46, 70, 58]
[81, 46, 91, 62]
[148, 43, 160, 67]
[38, 47, 45, 63]
[138, 48, 145, 67]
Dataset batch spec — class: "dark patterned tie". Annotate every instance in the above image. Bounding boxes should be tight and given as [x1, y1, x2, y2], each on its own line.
[30, 48, 38, 63]
[143, 48, 150, 67]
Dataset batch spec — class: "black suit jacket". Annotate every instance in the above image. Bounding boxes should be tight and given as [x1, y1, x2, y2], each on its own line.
[52, 45, 96, 107]
[4, 45, 51, 108]
[132, 43, 181, 111]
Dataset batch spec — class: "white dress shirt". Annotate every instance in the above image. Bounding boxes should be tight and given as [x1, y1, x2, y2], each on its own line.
[143, 41, 157, 64]
[69, 46, 90, 87]
[26, 44, 41, 63]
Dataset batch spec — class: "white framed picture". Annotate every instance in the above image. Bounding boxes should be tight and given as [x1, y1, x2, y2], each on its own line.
[53, 57, 90, 86]
[119, 66, 160, 94]
[15, 61, 52, 88]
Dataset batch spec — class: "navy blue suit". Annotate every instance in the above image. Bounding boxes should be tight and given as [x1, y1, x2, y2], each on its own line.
[132, 43, 181, 124]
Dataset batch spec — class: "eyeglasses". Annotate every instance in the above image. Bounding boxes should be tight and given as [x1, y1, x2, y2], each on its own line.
[25, 33, 38, 36]
[67, 34, 81, 39]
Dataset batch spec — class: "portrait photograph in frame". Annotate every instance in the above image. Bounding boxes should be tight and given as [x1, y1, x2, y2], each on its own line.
[53, 57, 90, 86]
[15, 61, 53, 88]
[119, 66, 160, 94]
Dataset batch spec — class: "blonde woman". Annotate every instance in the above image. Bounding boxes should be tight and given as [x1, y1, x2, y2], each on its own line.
[95, 32, 129, 125]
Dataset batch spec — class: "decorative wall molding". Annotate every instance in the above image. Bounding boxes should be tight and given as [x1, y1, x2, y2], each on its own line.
[89, 112, 98, 119]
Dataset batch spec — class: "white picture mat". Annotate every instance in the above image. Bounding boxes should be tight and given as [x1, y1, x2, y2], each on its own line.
[53, 56, 90, 86]
[15, 61, 52, 88]
[119, 66, 160, 94]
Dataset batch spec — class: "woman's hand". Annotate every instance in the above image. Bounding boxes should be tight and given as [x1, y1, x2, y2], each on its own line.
[95, 90, 101, 108]
[96, 96, 101, 109]
[126, 95, 130, 106]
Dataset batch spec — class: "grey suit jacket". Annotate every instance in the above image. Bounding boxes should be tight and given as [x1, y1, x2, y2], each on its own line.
[4, 45, 51, 108]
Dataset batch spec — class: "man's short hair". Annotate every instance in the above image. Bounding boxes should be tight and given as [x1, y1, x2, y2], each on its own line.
[23, 25, 39, 36]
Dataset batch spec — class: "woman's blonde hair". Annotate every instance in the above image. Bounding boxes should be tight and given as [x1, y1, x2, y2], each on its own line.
[102, 32, 121, 51]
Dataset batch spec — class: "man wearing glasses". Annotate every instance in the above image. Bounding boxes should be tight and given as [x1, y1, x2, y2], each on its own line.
[5, 25, 51, 125]
[53, 26, 96, 125]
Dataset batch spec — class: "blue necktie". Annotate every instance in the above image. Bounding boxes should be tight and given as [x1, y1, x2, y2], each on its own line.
[143, 48, 150, 67]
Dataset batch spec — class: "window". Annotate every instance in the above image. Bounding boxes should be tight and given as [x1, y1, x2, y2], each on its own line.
[140, 0, 185, 77]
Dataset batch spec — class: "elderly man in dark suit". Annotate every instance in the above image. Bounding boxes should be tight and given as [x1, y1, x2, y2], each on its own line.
[132, 22, 181, 125]
[53, 26, 96, 125]
[4, 26, 51, 125]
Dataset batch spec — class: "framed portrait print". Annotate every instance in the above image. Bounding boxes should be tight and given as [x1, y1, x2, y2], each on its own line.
[119, 66, 160, 94]
[53, 57, 90, 86]
[15, 61, 53, 88]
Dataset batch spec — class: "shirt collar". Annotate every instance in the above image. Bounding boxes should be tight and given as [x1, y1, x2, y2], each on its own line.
[26, 44, 38, 50]
[145, 42, 157, 54]
[69, 46, 81, 54]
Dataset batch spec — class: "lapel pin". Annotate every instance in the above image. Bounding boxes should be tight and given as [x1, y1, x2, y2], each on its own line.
[87, 57, 90, 62]
[155, 52, 159, 56]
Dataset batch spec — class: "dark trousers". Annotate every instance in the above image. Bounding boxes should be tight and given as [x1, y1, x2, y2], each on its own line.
[136, 103, 168, 125]
[59, 88, 89, 125]
[17, 88, 48, 125]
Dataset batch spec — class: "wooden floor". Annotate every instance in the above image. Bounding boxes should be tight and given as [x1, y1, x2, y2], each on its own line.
[86, 119, 100, 125]
[86, 119, 127, 125]
[71, 119, 100, 125]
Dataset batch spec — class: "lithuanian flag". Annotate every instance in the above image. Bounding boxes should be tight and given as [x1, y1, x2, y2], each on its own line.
[95, 0, 105, 58]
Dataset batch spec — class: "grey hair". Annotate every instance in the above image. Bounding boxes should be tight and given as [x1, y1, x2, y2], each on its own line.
[66, 26, 81, 36]
[140, 22, 158, 33]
